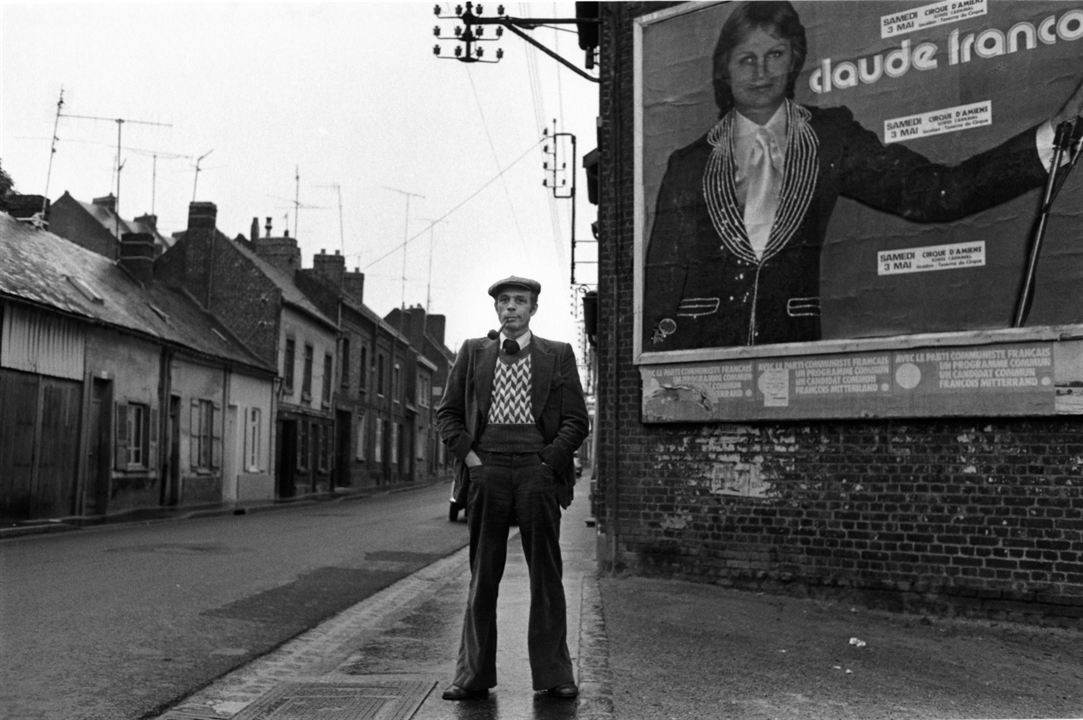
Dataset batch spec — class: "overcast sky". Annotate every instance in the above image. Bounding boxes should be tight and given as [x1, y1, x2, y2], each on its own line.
[1, 1, 599, 350]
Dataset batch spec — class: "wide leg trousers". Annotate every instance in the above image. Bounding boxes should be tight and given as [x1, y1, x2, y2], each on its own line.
[452, 451, 574, 692]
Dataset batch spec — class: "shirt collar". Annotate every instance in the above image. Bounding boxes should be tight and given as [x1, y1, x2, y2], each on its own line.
[733, 102, 788, 154]
[500, 329, 532, 350]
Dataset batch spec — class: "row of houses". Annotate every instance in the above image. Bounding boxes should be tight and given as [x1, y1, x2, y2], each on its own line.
[0, 193, 456, 525]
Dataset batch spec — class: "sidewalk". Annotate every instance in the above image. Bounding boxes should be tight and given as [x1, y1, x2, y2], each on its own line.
[0, 482, 436, 540]
[151, 474, 1083, 720]
[153, 481, 612, 720]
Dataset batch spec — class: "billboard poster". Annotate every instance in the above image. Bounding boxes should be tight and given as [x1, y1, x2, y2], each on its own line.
[633, 0, 1083, 420]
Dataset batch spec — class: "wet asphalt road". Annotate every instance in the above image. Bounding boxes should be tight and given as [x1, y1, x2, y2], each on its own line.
[0, 482, 466, 720]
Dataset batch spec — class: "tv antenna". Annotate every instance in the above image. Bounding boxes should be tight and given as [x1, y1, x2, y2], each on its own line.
[191, 149, 215, 202]
[42, 88, 66, 218]
[382, 186, 425, 314]
[417, 217, 449, 314]
[316, 183, 346, 253]
[118, 145, 189, 216]
[268, 167, 327, 239]
[57, 101, 172, 236]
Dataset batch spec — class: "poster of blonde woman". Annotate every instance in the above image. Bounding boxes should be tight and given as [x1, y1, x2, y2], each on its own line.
[634, 1, 1083, 420]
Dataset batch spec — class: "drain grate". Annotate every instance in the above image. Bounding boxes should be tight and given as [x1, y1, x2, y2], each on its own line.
[231, 678, 436, 720]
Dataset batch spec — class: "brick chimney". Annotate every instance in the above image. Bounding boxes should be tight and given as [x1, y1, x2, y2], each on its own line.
[118, 232, 156, 284]
[403, 306, 428, 344]
[343, 268, 365, 304]
[185, 201, 218, 306]
[5, 194, 48, 221]
[313, 249, 345, 289]
[426, 314, 447, 345]
[134, 213, 158, 230]
[92, 194, 117, 213]
[188, 201, 217, 230]
[252, 232, 301, 274]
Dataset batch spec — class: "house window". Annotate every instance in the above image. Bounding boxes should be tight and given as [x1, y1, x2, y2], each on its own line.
[393, 363, 402, 404]
[245, 407, 262, 471]
[298, 421, 310, 470]
[284, 338, 296, 392]
[356, 412, 366, 461]
[359, 346, 368, 393]
[323, 353, 333, 407]
[341, 338, 351, 389]
[115, 402, 154, 470]
[374, 418, 384, 463]
[128, 404, 147, 468]
[418, 374, 430, 408]
[302, 344, 314, 401]
[190, 399, 220, 471]
[377, 354, 385, 397]
[391, 422, 400, 465]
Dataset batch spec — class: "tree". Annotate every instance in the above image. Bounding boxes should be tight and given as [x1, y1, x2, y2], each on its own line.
[0, 161, 13, 194]
[0, 161, 14, 212]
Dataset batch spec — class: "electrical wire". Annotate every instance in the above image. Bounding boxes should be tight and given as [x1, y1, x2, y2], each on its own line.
[522, 2, 565, 269]
[466, 66, 528, 253]
[548, 2, 569, 272]
[362, 138, 543, 271]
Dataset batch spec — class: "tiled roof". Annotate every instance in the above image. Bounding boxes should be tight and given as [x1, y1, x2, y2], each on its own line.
[345, 293, 410, 343]
[0, 214, 271, 373]
[74, 197, 173, 249]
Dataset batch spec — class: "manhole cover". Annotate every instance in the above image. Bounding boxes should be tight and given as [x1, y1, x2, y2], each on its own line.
[232, 678, 436, 720]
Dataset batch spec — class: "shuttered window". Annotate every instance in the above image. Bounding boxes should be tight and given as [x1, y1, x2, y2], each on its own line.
[356, 412, 366, 461]
[302, 344, 314, 401]
[323, 353, 333, 408]
[190, 399, 221, 471]
[245, 407, 262, 472]
[283, 338, 296, 393]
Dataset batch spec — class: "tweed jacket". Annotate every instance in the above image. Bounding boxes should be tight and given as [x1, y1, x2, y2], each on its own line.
[436, 333, 589, 508]
[643, 101, 1049, 350]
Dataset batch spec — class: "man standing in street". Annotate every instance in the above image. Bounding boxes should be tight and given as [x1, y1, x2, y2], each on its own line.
[436, 275, 589, 701]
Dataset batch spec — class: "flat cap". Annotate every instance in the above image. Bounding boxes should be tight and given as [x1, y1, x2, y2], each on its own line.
[488, 275, 542, 298]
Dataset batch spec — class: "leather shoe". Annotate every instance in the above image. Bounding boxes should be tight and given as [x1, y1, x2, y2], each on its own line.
[546, 682, 579, 699]
[441, 684, 489, 701]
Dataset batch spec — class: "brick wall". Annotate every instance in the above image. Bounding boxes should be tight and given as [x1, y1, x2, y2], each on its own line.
[158, 204, 281, 366]
[593, 3, 1083, 625]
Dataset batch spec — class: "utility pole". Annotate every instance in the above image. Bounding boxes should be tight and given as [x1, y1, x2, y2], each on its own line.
[542, 119, 595, 286]
[433, 2, 599, 83]
[542, 118, 595, 389]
